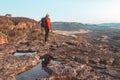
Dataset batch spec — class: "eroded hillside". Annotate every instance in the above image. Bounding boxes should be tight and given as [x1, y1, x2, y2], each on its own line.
[0, 16, 120, 80]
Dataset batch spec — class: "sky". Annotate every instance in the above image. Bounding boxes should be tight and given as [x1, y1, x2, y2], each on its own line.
[0, 0, 120, 23]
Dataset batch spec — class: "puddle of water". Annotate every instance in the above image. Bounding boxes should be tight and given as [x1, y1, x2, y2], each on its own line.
[16, 59, 49, 80]
[16, 58, 61, 80]
[50, 60, 61, 64]
[14, 52, 37, 56]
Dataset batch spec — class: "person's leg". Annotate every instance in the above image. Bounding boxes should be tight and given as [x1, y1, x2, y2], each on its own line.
[45, 29, 49, 42]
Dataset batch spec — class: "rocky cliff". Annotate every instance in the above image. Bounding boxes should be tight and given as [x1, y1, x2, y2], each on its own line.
[0, 16, 120, 80]
[0, 16, 40, 44]
[0, 16, 38, 29]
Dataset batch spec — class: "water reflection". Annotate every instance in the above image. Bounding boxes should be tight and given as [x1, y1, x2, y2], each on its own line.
[42, 56, 51, 67]
[14, 52, 37, 56]
[41, 55, 61, 67]
[16, 59, 49, 80]
[16, 55, 61, 80]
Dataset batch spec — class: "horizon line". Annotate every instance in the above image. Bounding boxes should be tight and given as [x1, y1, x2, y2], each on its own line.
[1, 15, 120, 24]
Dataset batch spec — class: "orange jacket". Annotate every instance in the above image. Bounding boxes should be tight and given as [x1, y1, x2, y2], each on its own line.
[45, 17, 51, 30]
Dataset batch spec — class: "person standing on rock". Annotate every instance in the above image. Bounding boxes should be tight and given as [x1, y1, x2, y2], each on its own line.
[41, 14, 52, 43]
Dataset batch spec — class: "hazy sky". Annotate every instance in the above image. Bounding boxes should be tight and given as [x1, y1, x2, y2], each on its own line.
[0, 0, 120, 23]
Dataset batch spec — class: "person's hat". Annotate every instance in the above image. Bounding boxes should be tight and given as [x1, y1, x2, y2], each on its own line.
[46, 13, 49, 17]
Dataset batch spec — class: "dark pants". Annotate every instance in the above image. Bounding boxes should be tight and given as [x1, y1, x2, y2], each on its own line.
[45, 28, 49, 42]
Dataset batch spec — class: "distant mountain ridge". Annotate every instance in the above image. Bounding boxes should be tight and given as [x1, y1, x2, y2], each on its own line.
[52, 22, 120, 31]
[52, 22, 98, 31]
[97, 23, 120, 27]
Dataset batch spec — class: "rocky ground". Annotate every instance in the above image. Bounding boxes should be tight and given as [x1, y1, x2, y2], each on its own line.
[0, 16, 120, 80]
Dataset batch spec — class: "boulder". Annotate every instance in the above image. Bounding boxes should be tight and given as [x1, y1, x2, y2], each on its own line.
[0, 32, 8, 44]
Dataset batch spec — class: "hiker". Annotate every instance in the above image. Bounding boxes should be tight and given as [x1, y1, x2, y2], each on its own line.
[41, 14, 52, 42]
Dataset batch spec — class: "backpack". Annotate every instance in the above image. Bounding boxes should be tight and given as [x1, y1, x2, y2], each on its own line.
[41, 17, 46, 27]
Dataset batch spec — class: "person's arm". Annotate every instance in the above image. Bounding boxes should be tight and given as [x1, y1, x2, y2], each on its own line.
[50, 20, 53, 32]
